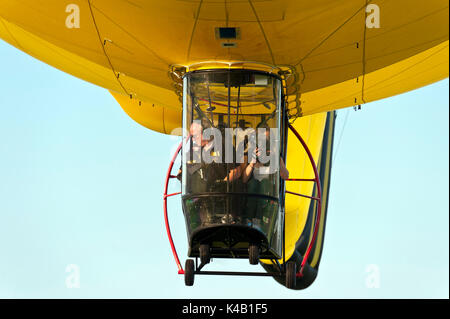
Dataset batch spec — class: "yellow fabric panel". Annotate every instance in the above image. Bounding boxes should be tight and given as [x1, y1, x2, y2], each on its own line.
[1, 0, 448, 122]
[282, 113, 327, 261]
[301, 41, 449, 115]
[0, 16, 181, 118]
[0, 16, 123, 93]
[0, 1, 110, 73]
[110, 91, 181, 135]
[310, 114, 335, 268]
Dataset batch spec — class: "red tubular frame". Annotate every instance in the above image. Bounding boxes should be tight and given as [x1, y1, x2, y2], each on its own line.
[287, 124, 322, 278]
[163, 141, 184, 274]
[163, 125, 322, 280]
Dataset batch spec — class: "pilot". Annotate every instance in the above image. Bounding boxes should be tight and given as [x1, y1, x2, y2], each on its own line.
[181, 120, 243, 226]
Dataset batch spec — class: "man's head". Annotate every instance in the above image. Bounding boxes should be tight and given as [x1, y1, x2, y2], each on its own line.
[190, 119, 216, 146]
[190, 120, 204, 145]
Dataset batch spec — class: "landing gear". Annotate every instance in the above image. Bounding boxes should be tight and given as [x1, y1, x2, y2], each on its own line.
[199, 244, 211, 265]
[248, 244, 260, 265]
[184, 259, 195, 286]
[285, 261, 297, 289]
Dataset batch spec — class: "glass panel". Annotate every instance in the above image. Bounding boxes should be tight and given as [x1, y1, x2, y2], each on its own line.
[181, 70, 283, 256]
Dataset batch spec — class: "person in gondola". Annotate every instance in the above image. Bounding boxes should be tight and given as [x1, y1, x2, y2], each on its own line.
[242, 126, 289, 232]
[181, 120, 243, 226]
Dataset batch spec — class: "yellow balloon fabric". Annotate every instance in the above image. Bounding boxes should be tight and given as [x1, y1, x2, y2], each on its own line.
[0, 0, 448, 131]
[0, 1, 447, 265]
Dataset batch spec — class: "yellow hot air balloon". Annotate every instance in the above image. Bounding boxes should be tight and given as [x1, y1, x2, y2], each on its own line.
[0, 0, 448, 289]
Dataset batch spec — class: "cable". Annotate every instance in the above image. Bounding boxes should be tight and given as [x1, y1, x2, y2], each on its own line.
[361, 0, 369, 104]
[87, 0, 130, 96]
[332, 108, 351, 165]
[294, 0, 373, 67]
[248, 0, 276, 65]
[186, 0, 204, 61]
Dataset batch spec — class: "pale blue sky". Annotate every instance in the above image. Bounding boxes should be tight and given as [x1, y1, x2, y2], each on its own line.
[0, 40, 448, 298]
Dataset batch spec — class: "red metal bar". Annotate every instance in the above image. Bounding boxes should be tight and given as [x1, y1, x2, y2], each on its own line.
[163, 141, 184, 275]
[285, 190, 320, 201]
[288, 124, 322, 278]
[164, 192, 182, 199]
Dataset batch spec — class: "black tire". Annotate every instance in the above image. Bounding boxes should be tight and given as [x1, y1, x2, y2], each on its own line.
[285, 261, 297, 289]
[248, 244, 260, 265]
[184, 259, 195, 286]
[199, 244, 211, 265]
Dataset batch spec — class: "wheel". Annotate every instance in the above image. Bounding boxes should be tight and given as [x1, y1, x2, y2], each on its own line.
[199, 244, 210, 265]
[248, 244, 260, 265]
[184, 259, 195, 286]
[285, 261, 297, 289]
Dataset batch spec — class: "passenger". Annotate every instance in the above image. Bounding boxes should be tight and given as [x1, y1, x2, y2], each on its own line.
[242, 126, 289, 183]
[242, 127, 289, 231]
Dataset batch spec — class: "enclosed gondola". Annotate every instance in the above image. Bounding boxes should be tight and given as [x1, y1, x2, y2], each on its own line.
[164, 67, 326, 289]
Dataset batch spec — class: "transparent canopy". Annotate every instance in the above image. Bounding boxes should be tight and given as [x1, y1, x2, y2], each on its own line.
[181, 70, 285, 259]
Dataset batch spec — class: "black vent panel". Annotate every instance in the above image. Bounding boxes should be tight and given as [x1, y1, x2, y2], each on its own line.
[215, 27, 240, 40]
